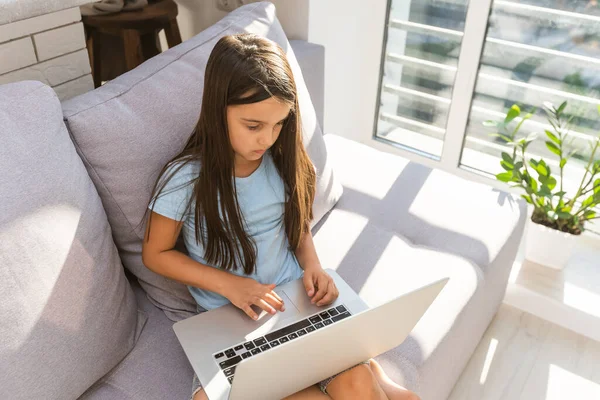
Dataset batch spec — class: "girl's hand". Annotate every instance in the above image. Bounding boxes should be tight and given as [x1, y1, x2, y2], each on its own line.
[303, 265, 339, 306]
[224, 276, 285, 320]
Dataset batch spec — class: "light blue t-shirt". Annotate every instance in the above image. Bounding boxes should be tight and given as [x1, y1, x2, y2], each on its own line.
[149, 151, 303, 310]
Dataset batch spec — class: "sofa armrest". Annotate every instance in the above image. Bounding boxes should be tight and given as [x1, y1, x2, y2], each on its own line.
[290, 40, 325, 132]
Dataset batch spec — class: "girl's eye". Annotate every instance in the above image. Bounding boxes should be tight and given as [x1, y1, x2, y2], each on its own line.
[248, 125, 259, 131]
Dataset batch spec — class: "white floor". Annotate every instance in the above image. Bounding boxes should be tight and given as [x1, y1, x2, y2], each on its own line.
[448, 304, 600, 400]
[447, 228, 600, 399]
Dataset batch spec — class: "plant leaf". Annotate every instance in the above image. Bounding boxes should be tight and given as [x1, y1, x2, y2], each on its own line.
[505, 104, 521, 124]
[546, 177, 557, 191]
[583, 210, 597, 220]
[489, 133, 512, 142]
[530, 177, 539, 193]
[496, 171, 513, 182]
[521, 194, 533, 204]
[556, 101, 568, 115]
[544, 161, 552, 177]
[501, 152, 514, 164]
[556, 211, 572, 220]
[534, 162, 549, 177]
[582, 195, 595, 208]
[594, 179, 600, 195]
[536, 196, 546, 208]
[560, 158, 567, 168]
[554, 191, 567, 198]
[546, 141, 561, 156]
[539, 185, 552, 198]
[500, 160, 513, 171]
[545, 130, 560, 144]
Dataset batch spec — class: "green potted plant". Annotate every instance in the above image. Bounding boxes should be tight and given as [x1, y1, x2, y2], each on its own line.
[485, 101, 600, 269]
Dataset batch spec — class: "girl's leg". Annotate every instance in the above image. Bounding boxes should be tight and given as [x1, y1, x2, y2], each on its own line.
[325, 363, 388, 400]
[368, 359, 421, 400]
[192, 389, 208, 400]
[283, 384, 332, 400]
[193, 385, 329, 400]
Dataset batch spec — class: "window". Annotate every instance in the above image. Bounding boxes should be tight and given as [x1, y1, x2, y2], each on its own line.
[374, 0, 600, 231]
[375, 0, 470, 158]
[461, 0, 600, 194]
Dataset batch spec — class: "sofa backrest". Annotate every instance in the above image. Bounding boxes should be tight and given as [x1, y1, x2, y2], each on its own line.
[0, 81, 144, 399]
[61, 1, 343, 321]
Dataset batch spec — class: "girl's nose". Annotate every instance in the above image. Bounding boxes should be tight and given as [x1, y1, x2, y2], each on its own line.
[258, 131, 272, 146]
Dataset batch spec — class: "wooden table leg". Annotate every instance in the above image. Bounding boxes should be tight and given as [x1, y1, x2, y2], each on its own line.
[141, 32, 161, 60]
[90, 30, 102, 88]
[164, 18, 182, 48]
[122, 29, 143, 71]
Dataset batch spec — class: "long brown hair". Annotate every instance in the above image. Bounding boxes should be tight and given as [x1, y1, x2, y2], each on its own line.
[147, 34, 316, 275]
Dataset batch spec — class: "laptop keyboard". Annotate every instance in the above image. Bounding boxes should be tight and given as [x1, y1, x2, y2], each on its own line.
[212, 304, 351, 384]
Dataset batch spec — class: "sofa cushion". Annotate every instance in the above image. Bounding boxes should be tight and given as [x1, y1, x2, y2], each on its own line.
[0, 81, 144, 400]
[322, 134, 526, 272]
[313, 207, 499, 399]
[315, 134, 526, 399]
[62, 1, 342, 321]
[79, 279, 195, 400]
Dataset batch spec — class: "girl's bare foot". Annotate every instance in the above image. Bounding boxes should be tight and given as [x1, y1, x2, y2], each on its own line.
[368, 359, 421, 400]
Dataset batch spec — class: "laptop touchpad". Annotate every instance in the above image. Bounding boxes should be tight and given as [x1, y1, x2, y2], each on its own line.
[253, 290, 300, 321]
[244, 291, 302, 337]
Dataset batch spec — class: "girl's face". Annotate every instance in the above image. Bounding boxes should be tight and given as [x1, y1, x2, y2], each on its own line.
[227, 96, 291, 165]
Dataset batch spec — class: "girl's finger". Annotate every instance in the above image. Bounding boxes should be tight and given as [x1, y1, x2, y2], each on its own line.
[268, 289, 284, 303]
[264, 292, 285, 311]
[304, 273, 315, 297]
[242, 304, 258, 320]
[256, 298, 277, 315]
[317, 287, 336, 306]
[330, 282, 339, 300]
[311, 278, 328, 305]
[316, 279, 334, 306]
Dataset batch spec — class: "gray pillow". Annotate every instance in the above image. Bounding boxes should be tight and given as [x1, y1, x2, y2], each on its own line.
[62, 1, 343, 321]
[0, 81, 145, 400]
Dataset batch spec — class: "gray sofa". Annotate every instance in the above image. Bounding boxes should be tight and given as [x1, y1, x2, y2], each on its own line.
[0, 2, 526, 400]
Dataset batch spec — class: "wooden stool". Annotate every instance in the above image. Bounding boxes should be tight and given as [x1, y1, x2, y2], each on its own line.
[83, 0, 182, 88]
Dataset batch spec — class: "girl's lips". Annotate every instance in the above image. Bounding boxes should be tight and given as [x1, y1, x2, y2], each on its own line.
[253, 149, 266, 154]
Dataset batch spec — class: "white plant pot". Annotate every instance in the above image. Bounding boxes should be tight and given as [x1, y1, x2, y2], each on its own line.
[525, 219, 577, 270]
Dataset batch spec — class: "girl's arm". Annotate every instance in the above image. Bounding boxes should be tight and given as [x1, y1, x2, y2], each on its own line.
[294, 230, 339, 306]
[142, 211, 236, 296]
[294, 229, 322, 272]
[142, 211, 284, 319]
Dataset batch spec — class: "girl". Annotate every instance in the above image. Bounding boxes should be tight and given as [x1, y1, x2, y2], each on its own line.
[142, 33, 420, 400]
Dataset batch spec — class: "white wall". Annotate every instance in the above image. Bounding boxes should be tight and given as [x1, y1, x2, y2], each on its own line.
[172, 0, 309, 41]
[307, 0, 387, 142]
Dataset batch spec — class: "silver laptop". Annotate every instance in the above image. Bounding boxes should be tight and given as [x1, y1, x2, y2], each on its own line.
[173, 269, 448, 400]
